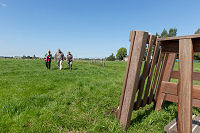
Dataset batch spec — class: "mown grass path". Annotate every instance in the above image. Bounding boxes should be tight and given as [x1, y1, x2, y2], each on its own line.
[0, 59, 200, 132]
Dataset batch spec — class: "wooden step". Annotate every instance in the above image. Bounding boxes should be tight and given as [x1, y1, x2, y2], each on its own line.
[164, 115, 200, 133]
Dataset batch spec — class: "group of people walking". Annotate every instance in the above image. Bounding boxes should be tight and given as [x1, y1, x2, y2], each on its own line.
[45, 49, 73, 70]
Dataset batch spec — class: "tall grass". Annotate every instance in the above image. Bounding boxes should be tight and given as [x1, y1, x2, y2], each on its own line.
[0, 59, 200, 132]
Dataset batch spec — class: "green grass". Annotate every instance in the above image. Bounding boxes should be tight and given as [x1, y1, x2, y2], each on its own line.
[0, 59, 200, 133]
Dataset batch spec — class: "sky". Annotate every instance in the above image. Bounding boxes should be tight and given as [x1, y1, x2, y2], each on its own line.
[0, 0, 200, 58]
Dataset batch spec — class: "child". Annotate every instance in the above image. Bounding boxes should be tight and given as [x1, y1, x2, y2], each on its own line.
[45, 50, 52, 69]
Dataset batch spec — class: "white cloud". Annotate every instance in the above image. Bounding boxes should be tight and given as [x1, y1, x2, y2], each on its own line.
[0, 3, 7, 7]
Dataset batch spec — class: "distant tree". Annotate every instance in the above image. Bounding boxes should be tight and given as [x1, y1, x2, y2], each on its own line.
[27, 56, 31, 59]
[161, 28, 168, 38]
[106, 53, 115, 61]
[168, 28, 177, 37]
[160, 28, 177, 38]
[155, 32, 160, 37]
[195, 28, 200, 34]
[116, 47, 127, 60]
[22, 55, 26, 59]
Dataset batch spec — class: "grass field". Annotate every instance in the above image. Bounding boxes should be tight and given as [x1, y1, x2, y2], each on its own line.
[0, 59, 200, 133]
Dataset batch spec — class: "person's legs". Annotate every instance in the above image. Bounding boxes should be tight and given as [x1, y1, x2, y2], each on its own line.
[48, 61, 51, 69]
[70, 61, 72, 70]
[57, 60, 60, 69]
[60, 60, 63, 70]
[45, 61, 48, 69]
[67, 61, 70, 69]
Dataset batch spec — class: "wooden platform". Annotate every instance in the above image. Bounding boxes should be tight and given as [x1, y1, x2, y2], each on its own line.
[164, 116, 200, 133]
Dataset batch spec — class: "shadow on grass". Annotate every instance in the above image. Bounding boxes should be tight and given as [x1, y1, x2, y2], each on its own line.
[63, 67, 78, 70]
[130, 105, 154, 126]
[49, 67, 78, 70]
[130, 101, 178, 127]
[162, 101, 175, 110]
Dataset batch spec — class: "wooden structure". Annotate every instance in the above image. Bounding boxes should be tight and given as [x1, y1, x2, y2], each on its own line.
[116, 30, 200, 132]
[164, 116, 200, 133]
[88, 59, 106, 67]
[116, 30, 161, 129]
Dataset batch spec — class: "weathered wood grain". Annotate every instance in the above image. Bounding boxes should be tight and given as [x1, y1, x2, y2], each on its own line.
[171, 71, 200, 81]
[154, 53, 176, 110]
[164, 116, 200, 133]
[119, 31, 148, 130]
[178, 38, 193, 133]
[154, 53, 169, 111]
[161, 81, 200, 100]
[157, 34, 200, 41]
[116, 31, 136, 119]
[135, 35, 154, 109]
[141, 38, 159, 107]
[148, 50, 162, 104]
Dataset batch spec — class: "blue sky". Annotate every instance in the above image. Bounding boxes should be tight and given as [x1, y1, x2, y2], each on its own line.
[0, 0, 200, 58]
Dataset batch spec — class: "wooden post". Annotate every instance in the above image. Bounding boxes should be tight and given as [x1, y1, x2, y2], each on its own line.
[116, 31, 136, 119]
[148, 50, 162, 104]
[135, 35, 154, 109]
[155, 53, 169, 111]
[162, 53, 176, 81]
[155, 53, 176, 110]
[178, 39, 193, 133]
[141, 38, 159, 107]
[118, 31, 148, 130]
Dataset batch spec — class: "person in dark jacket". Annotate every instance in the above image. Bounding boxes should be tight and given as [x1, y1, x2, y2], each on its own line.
[66, 51, 73, 70]
[44, 50, 52, 69]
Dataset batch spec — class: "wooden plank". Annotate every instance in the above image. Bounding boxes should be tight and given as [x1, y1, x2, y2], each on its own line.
[162, 53, 176, 81]
[129, 30, 134, 42]
[154, 53, 176, 110]
[135, 35, 155, 109]
[164, 94, 200, 108]
[178, 38, 193, 133]
[161, 81, 200, 100]
[154, 53, 169, 111]
[119, 31, 149, 130]
[148, 50, 162, 104]
[157, 34, 200, 41]
[164, 116, 200, 133]
[116, 31, 136, 119]
[160, 39, 200, 53]
[171, 71, 200, 81]
[141, 38, 160, 107]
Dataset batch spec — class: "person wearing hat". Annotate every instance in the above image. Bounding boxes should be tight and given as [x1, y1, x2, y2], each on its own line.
[66, 51, 73, 70]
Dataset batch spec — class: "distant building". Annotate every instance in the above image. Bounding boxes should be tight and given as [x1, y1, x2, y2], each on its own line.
[123, 56, 128, 62]
[14, 56, 21, 59]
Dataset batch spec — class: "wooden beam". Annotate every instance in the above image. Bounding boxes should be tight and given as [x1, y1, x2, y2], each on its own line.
[154, 53, 169, 110]
[119, 31, 148, 130]
[161, 81, 200, 100]
[160, 39, 200, 53]
[157, 34, 200, 41]
[116, 31, 136, 119]
[171, 71, 200, 81]
[135, 35, 154, 109]
[154, 53, 176, 110]
[164, 94, 200, 108]
[178, 38, 193, 133]
[148, 50, 162, 104]
[141, 38, 160, 107]
[162, 53, 176, 81]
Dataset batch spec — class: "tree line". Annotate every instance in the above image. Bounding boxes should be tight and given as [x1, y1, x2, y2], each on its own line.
[107, 28, 200, 61]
